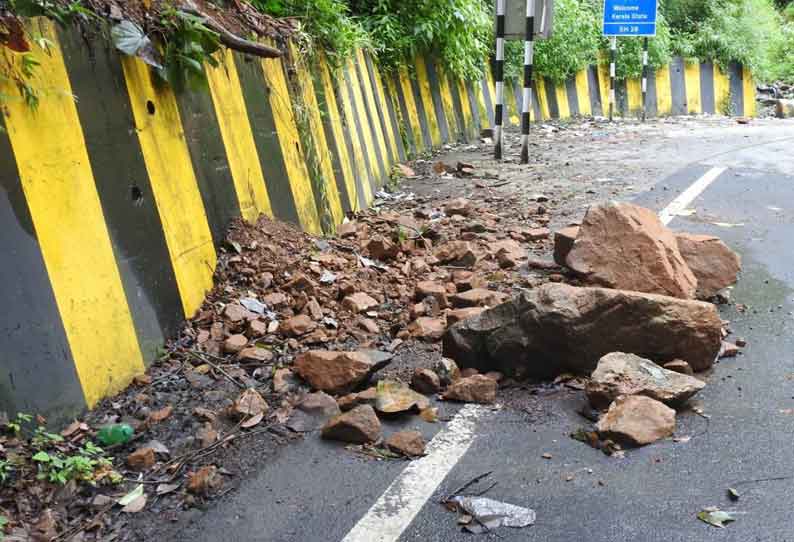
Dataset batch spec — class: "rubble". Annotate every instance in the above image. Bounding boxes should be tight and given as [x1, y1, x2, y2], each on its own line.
[434, 358, 461, 386]
[411, 368, 441, 394]
[553, 225, 579, 266]
[586, 352, 706, 409]
[127, 447, 156, 471]
[342, 292, 380, 313]
[596, 395, 676, 446]
[294, 350, 389, 394]
[663, 359, 694, 376]
[566, 202, 697, 298]
[287, 392, 341, 432]
[229, 388, 268, 418]
[443, 283, 723, 378]
[385, 430, 426, 457]
[442, 374, 497, 403]
[374, 381, 430, 414]
[675, 233, 741, 299]
[321, 405, 382, 444]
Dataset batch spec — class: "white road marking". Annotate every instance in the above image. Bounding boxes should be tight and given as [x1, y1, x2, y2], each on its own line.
[659, 166, 726, 225]
[341, 404, 486, 542]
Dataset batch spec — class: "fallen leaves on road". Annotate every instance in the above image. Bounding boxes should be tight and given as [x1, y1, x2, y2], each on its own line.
[697, 507, 736, 528]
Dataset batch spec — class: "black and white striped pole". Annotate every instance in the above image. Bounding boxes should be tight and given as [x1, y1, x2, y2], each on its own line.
[520, 0, 535, 164]
[494, 0, 505, 160]
[609, 36, 617, 121]
[641, 36, 649, 122]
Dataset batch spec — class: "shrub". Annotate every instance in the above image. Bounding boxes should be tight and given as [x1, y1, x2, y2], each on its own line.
[605, 13, 673, 80]
[769, 22, 794, 81]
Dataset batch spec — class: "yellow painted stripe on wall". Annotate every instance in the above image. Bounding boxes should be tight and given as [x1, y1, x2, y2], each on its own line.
[2, 26, 145, 406]
[290, 44, 344, 228]
[398, 66, 424, 152]
[369, 57, 400, 162]
[205, 48, 272, 221]
[356, 49, 390, 173]
[456, 79, 474, 139]
[122, 57, 217, 318]
[536, 77, 551, 120]
[336, 60, 373, 206]
[742, 66, 756, 117]
[259, 54, 322, 234]
[474, 79, 491, 129]
[555, 82, 571, 119]
[596, 63, 611, 115]
[714, 65, 731, 115]
[575, 69, 592, 116]
[505, 79, 520, 125]
[656, 65, 673, 116]
[684, 61, 701, 114]
[384, 74, 406, 149]
[627, 78, 642, 114]
[415, 55, 442, 146]
[318, 55, 359, 211]
[347, 57, 385, 186]
[438, 70, 460, 137]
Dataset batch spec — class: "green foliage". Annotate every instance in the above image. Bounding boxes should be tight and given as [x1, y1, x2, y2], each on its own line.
[157, 7, 222, 92]
[0, 460, 11, 484]
[769, 22, 794, 80]
[31, 441, 112, 486]
[9, 0, 94, 25]
[348, 0, 492, 79]
[31, 425, 64, 450]
[250, 0, 368, 66]
[4, 412, 32, 435]
[533, 0, 602, 82]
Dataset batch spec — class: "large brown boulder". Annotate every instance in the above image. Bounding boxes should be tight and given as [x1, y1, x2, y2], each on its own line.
[566, 202, 697, 299]
[442, 283, 722, 378]
[294, 350, 390, 394]
[675, 233, 741, 299]
[586, 352, 705, 409]
[596, 395, 675, 446]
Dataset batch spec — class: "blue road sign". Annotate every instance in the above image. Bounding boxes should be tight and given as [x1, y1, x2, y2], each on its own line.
[603, 0, 658, 36]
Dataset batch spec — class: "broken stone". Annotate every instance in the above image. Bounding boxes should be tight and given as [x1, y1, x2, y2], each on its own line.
[263, 292, 288, 307]
[230, 388, 268, 419]
[435, 241, 478, 267]
[663, 359, 694, 376]
[367, 236, 399, 260]
[273, 368, 300, 394]
[461, 368, 479, 378]
[444, 197, 472, 216]
[342, 292, 380, 313]
[447, 307, 487, 326]
[553, 225, 579, 266]
[586, 352, 705, 409]
[443, 374, 497, 404]
[337, 387, 377, 411]
[596, 395, 676, 446]
[524, 227, 551, 242]
[415, 281, 449, 308]
[386, 430, 426, 457]
[127, 447, 155, 471]
[305, 297, 323, 321]
[287, 391, 341, 432]
[408, 317, 446, 341]
[398, 163, 416, 177]
[321, 404, 381, 444]
[337, 221, 357, 237]
[492, 240, 525, 269]
[247, 320, 269, 337]
[237, 347, 273, 364]
[451, 270, 485, 291]
[675, 233, 741, 299]
[281, 314, 316, 336]
[720, 341, 739, 358]
[434, 357, 461, 386]
[450, 288, 508, 308]
[411, 368, 441, 394]
[223, 303, 248, 323]
[283, 273, 317, 295]
[187, 465, 223, 495]
[357, 317, 380, 334]
[293, 350, 389, 394]
[443, 283, 722, 378]
[566, 202, 697, 299]
[223, 334, 248, 354]
[375, 381, 430, 414]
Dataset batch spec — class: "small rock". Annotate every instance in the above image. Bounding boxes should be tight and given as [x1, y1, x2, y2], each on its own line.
[735, 338, 747, 347]
[247, 320, 269, 337]
[281, 314, 316, 336]
[321, 405, 382, 444]
[398, 163, 416, 177]
[444, 197, 472, 216]
[435, 241, 478, 267]
[223, 303, 248, 323]
[553, 225, 579, 266]
[187, 465, 223, 495]
[375, 381, 430, 414]
[442, 374, 497, 404]
[434, 358, 461, 386]
[408, 317, 446, 341]
[415, 281, 449, 308]
[287, 392, 341, 432]
[596, 395, 675, 446]
[411, 368, 441, 394]
[294, 350, 389, 394]
[337, 221, 357, 237]
[273, 368, 299, 394]
[586, 352, 705, 409]
[447, 307, 486, 326]
[127, 447, 155, 471]
[720, 341, 739, 358]
[358, 317, 380, 334]
[367, 236, 399, 261]
[450, 288, 507, 308]
[223, 334, 248, 354]
[386, 430, 426, 457]
[337, 387, 377, 411]
[342, 292, 380, 313]
[524, 227, 551, 241]
[237, 347, 273, 364]
[263, 292, 288, 307]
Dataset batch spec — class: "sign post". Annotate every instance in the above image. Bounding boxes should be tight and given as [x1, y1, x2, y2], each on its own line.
[602, 0, 657, 120]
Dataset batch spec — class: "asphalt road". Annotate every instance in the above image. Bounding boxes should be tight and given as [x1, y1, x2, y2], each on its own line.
[169, 119, 794, 542]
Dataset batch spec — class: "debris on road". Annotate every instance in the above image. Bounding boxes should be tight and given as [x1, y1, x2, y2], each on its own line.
[596, 395, 676, 446]
[442, 374, 497, 404]
[586, 352, 706, 409]
[697, 507, 736, 528]
[675, 233, 742, 299]
[385, 430, 426, 457]
[321, 405, 382, 444]
[446, 496, 536, 533]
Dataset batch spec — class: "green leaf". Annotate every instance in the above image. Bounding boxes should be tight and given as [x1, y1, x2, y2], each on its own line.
[698, 508, 736, 528]
[32, 451, 50, 462]
[117, 484, 144, 507]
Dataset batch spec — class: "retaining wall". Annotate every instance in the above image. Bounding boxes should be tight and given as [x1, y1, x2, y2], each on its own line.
[0, 19, 755, 419]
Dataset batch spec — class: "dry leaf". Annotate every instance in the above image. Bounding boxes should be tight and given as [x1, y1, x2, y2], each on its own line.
[241, 412, 264, 428]
[122, 493, 147, 513]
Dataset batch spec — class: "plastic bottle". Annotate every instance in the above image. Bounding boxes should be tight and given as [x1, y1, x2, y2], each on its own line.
[96, 423, 134, 446]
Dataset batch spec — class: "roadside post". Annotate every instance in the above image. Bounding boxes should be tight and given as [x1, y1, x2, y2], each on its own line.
[602, 0, 658, 121]
[494, 0, 553, 162]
